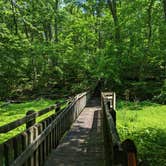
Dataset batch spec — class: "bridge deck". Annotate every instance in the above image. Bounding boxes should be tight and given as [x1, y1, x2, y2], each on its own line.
[44, 98, 105, 166]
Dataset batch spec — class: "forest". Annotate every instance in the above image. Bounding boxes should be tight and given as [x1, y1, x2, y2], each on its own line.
[0, 0, 165, 102]
[0, 0, 166, 165]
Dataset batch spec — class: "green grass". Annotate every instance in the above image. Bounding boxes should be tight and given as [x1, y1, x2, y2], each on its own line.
[117, 100, 166, 166]
[0, 98, 56, 144]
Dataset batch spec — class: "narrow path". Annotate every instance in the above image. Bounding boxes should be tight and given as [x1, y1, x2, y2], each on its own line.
[44, 98, 105, 166]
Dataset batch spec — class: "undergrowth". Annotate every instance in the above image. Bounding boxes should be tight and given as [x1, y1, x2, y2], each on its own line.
[117, 100, 166, 166]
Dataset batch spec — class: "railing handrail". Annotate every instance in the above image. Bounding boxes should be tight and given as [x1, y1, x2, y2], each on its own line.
[10, 91, 89, 166]
[0, 99, 71, 133]
[102, 92, 138, 166]
[104, 99, 121, 146]
[101, 92, 121, 145]
[0, 91, 90, 166]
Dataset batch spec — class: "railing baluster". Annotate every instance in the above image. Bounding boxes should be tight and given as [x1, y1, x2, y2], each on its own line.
[0, 144, 4, 166]
[54, 122, 57, 147]
[26, 110, 36, 130]
[49, 117, 52, 152]
[37, 124, 43, 166]
[13, 135, 22, 162]
[21, 132, 28, 166]
[102, 92, 137, 165]
[33, 126, 39, 166]
[5, 140, 14, 166]
[42, 121, 47, 162]
[46, 119, 49, 156]
[1, 92, 89, 166]
[57, 117, 60, 142]
[28, 128, 34, 166]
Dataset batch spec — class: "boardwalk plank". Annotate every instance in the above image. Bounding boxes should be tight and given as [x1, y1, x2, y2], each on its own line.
[44, 98, 105, 166]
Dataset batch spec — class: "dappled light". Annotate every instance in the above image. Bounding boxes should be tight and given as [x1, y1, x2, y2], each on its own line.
[0, 0, 165, 165]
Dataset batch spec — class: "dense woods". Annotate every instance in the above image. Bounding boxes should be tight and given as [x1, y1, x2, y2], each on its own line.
[0, 1, 166, 165]
[0, 0, 166, 102]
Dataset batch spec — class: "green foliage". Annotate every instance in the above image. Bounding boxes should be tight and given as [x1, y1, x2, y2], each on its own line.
[0, 0, 165, 100]
[153, 80, 166, 104]
[0, 1, 165, 164]
[117, 100, 166, 166]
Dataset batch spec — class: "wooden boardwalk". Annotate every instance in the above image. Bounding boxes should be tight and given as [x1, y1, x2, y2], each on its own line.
[0, 92, 137, 166]
[44, 98, 105, 166]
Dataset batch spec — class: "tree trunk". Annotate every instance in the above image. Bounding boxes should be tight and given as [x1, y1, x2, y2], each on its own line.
[24, 22, 29, 39]
[96, 0, 102, 48]
[43, 24, 49, 41]
[54, 0, 59, 42]
[163, 0, 166, 21]
[48, 23, 53, 41]
[147, 0, 154, 46]
[107, 0, 120, 43]
[10, 0, 18, 35]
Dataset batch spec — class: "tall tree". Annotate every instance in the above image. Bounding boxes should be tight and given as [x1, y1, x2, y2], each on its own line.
[54, 0, 59, 42]
[10, 0, 18, 34]
[147, 0, 154, 46]
[107, 0, 120, 42]
[163, 0, 166, 21]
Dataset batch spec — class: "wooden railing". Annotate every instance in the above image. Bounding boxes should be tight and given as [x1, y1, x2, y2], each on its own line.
[101, 92, 121, 165]
[101, 92, 137, 166]
[0, 92, 90, 166]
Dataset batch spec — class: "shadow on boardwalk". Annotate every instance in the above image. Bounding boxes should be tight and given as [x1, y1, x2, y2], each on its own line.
[44, 98, 105, 166]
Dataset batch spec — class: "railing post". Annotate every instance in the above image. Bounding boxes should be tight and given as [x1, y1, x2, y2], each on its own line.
[0, 144, 4, 166]
[113, 92, 116, 111]
[37, 124, 43, 166]
[26, 110, 36, 129]
[4, 140, 14, 165]
[0, 92, 90, 166]
[103, 92, 116, 125]
[102, 92, 120, 165]
[55, 103, 61, 115]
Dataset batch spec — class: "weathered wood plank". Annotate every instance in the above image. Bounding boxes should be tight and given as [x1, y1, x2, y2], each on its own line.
[4, 140, 14, 166]
[9, 92, 88, 166]
[42, 121, 47, 162]
[21, 132, 28, 166]
[27, 127, 35, 166]
[49, 116, 53, 151]
[26, 110, 36, 129]
[102, 92, 120, 147]
[55, 122, 58, 147]
[33, 126, 39, 166]
[0, 104, 60, 133]
[11, 120, 55, 166]
[0, 144, 4, 166]
[13, 135, 22, 159]
[37, 123, 44, 166]
[46, 119, 49, 156]
[0, 93, 86, 134]
[48, 118, 52, 154]
[44, 98, 104, 166]
[58, 117, 61, 140]
[52, 115, 56, 148]
[0, 117, 27, 133]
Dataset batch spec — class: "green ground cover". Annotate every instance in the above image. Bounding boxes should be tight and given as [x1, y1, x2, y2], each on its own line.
[117, 100, 166, 166]
[0, 99, 57, 143]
